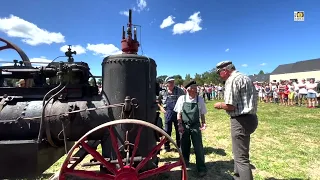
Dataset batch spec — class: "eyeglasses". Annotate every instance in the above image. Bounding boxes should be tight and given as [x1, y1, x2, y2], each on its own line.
[216, 68, 226, 74]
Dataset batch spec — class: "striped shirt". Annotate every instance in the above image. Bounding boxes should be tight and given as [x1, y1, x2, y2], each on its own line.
[224, 71, 258, 117]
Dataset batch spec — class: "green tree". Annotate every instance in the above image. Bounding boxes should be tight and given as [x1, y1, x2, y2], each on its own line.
[89, 78, 95, 86]
[194, 73, 204, 85]
[258, 70, 265, 75]
[184, 74, 191, 83]
[157, 75, 168, 83]
[173, 75, 184, 86]
[209, 68, 223, 84]
[155, 67, 224, 87]
[97, 78, 102, 85]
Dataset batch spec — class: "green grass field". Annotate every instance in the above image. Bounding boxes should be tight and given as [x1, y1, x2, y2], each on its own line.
[39, 100, 320, 180]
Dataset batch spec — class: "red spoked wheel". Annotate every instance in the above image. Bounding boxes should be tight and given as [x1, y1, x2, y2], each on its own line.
[59, 119, 188, 180]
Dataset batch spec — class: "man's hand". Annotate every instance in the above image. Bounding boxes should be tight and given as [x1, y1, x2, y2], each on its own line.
[200, 123, 206, 130]
[159, 106, 166, 114]
[214, 102, 223, 109]
[178, 123, 184, 133]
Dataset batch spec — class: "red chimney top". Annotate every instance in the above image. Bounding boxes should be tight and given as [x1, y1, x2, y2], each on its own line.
[121, 9, 140, 54]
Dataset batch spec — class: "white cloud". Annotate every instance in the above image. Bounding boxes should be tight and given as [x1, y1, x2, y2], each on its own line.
[241, 64, 248, 67]
[119, 11, 129, 17]
[149, 18, 156, 26]
[0, 58, 11, 66]
[86, 43, 122, 57]
[0, 56, 52, 67]
[225, 48, 229, 52]
[0, 15, 65, 46]
[60, 45, 86, 55]
[172, 12, 202, 35]
[120, 0, 148, 16]
[260, 63, 266, 66]
[1, 63, 13, 66]
[135, 0, 147, 12]
[160, 15, 175, 29]
[30, 56, 52, 66]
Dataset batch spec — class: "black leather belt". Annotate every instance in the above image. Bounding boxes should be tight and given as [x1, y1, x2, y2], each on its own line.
[231, 114, 252, 118]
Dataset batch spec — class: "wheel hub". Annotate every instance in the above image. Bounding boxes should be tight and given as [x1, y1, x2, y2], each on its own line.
[115, 166, 139, 180]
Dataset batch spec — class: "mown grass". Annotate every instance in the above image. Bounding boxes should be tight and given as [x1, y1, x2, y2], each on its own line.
[39, 100, 320, 180]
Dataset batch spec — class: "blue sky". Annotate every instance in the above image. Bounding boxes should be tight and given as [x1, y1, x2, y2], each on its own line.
[0, 0, 319, 78]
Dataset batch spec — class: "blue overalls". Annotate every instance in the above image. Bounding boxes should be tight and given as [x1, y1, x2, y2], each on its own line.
[164, 87, 181, 151]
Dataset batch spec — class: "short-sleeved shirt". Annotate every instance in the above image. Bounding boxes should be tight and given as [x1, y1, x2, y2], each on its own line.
[298, 82, 308, 94]
[224, 71, 258, 117]
[173, 94, 207, 115]
[306, 83, 317, 93]
[293, 82, 299, 91]
[159, 86, 185, 108]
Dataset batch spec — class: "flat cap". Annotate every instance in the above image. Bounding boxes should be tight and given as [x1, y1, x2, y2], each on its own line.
[216, 61, 233, 69]
[165, 76, 175, 83]
[184, 80, 197, 89]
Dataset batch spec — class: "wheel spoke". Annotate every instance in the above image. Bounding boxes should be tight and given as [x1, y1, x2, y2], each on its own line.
[108, 126, 124, 168]
[135, 137, 167, 172]
[63, 169, 115, 180]
[0, 45, 9, 51]
[130, 125, 143, 167]
[80, 141, 117, 174]
[138, 160, 183, 179]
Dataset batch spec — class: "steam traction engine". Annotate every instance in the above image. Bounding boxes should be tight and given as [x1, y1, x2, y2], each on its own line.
[0, 9, 187, 180]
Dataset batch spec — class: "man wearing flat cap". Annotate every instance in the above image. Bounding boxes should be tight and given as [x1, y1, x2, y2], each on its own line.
[214, 61, 258, 180]
[174, 80, 207, 177]
[159, 76, 185, 151]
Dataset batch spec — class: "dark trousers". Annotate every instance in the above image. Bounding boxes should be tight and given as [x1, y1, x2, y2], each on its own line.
[164, 111, 180, 150]
[231, 114, 258, 180]
[181, 126, 206, 172]
[206, 93, 211, 100]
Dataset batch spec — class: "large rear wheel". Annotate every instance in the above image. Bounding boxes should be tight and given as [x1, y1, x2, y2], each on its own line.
[59, 119, 188, 180]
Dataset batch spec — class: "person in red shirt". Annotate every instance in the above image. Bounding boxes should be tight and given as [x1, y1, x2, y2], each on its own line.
[283, 86, 289, 106]
[278, 80, 286, 105]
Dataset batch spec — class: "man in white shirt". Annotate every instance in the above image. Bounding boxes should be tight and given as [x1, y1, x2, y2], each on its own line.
[217, 84, 223, 99]
[293, 80, 300, 104]
[298, 79, 308, 106]
[174, 80, 207, 177]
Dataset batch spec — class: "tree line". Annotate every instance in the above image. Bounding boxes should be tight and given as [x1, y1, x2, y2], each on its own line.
[157, 69, 266, 86]
[92, 69, 266, 86]
[157, 68, 224, 86]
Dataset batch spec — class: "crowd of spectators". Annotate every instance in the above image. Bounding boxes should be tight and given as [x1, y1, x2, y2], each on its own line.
[196, 84, 224, 101]
[254, 79, 320, 108]
[162, 78, 320, 108]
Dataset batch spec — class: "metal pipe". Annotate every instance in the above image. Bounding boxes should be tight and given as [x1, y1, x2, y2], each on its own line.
[81, 156, 144, 167]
